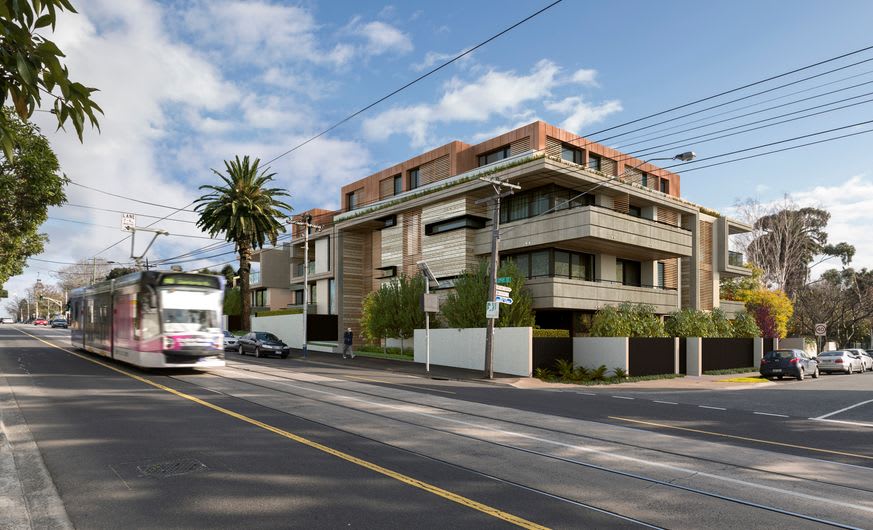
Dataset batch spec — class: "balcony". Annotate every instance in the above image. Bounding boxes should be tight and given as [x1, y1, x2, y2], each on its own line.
[477, 205, 692, 260]
[526, 276, 679, 314]
[249, 271, 261, 285]
[716, 218, 753, 278]
[293, 262, 316, 278]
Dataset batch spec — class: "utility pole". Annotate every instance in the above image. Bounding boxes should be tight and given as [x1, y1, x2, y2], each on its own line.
[289, 213, 322, 359]
[476, 176, 520, 379]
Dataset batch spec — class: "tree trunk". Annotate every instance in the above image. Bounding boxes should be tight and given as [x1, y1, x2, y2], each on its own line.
[239, 242, 252, 332]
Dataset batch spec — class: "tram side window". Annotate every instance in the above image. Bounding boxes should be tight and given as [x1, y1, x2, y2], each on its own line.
[138, 296, 160, 340]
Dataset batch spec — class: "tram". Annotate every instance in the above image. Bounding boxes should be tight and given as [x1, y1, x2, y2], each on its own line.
[69, 271, 226, 368]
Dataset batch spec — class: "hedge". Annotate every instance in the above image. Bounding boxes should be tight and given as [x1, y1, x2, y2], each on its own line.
[533, 328, 570, 338]
[254, 308, 303, 317]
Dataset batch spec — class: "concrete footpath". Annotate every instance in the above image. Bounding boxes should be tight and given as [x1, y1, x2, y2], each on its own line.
[0, 372, 72, 530]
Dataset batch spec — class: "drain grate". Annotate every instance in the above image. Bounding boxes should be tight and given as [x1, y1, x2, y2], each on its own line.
[137, 458, 206, 478]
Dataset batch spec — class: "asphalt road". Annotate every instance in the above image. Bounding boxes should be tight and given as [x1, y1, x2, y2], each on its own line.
[3, 324, 873, 529]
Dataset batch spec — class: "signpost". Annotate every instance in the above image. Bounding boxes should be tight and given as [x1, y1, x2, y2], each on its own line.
[495, 295, 513, 305]
[485, 301, 499, 319]
[496, 277, 512, 285]
[495, 285, 512, 295]
[814, 323, 827, 354]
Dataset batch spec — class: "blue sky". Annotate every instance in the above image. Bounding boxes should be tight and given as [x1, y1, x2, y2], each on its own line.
[7, 0, 873, 300]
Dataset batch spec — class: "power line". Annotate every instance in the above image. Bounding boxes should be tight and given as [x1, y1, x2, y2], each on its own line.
[91, 200, 198, 258]
[45, 216, 223, 240]
[68, 180, 198, 212]
[62, 203, 198, 223]
[262, 0, 563, 166]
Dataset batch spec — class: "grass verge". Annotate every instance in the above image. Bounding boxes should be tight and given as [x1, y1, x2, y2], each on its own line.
[703, 367, 757, 375]
[535, 373, 685, 386]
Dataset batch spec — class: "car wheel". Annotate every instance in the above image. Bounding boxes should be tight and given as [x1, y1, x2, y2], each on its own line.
[848, 365, 853, 375]
[797, 368, 804, 381]
[255, 347, 261, 358]
[280, 352, 289, 359]
[238, 345, 245, 356]
[812, 366, 819, 379]
[777, 375, 784, 380]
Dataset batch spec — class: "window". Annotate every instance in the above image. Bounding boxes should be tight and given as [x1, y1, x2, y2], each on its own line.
[640, 173, 648, 187]
[500, 184, 594, 224]
[657, 262, 666, 288]
[379, 215, 397, 229]
[477, 146, 510, 166]
[310, 284, 317, 306]
[561, 145, 584, 165]
[252, 289, 267, 307]
[424, 215, 488, 236]
[393, 174, 402, 195]
[408, 168, 420, 190]
[346, 191, 358, 210]
[571, 253, 594, 280]
[616, 259, 642, 287]
[554, 251, 570, 277]
[531, 251, 550, 277]
[588, 154, 602, 171]
[502, 249, 594, 281]
[293, 290, 304, 305]
[628, 205, 642, 218]
[329, 279, 336, 315]
[660, 178, 670, 194]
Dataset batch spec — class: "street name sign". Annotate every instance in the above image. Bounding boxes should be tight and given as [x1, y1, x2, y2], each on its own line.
[495, 285, 512, 295]
[495, 295, 513, 305]
[496, 277, 512, 285]
[486, 301, 499, 319]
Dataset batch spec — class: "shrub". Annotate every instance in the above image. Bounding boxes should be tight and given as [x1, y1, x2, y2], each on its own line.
[741, 288, 793, 338]
[555, 358, 576, 380]
[666, 308, 716, 337]
[254, 308, 303, 317]
[533, 328, 570, 338]
[589, 302, 666, 337]
[590, 364, 609, 381]
[731, 311, 761, 338]
[710, 308, 733, 337]
[573, 365, 590, 381]
[612, 367, 628, 379]
[533, 367, 554, 380]
[441, 259, 535, 328]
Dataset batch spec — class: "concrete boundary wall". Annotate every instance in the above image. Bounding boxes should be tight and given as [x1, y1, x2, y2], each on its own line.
[573, 337, 628, 372]
[686, 337, 702, 376]
[413, 327, 532, 376]
[251, 314, 304, 348]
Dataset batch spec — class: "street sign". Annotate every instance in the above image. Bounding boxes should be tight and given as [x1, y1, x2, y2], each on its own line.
[421, 293, 440, 313]
[496, 277, 512, 285]
[814, 323, 827, 336]
[495, 295, 513, 305]
[495, 285, 512, 295]
[121, 213, 136, 231]
[485, 301, 499, 319]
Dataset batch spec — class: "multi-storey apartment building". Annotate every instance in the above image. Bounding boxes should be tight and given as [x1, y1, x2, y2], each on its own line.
[328, 121, 751, 338]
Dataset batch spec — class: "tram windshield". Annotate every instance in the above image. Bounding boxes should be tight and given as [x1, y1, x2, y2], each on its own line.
[160, 288, 222, 333]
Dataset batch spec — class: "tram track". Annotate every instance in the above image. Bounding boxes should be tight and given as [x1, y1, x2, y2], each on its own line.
[163, 361, 872, 529]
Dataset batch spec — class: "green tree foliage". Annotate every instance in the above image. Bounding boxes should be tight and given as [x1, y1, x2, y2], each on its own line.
[740, 288, 793, 338]
[665, 308, 717, 338]
[0, 108, 63, 285]
[194, 156, 292, 331]
[731, 311, 762, 338]
[220, 264, 237, 285]
[440, 259, 534, 328]
[710, 308, 733, 337]
[0, 0, 102, 158]
[359, 274, 425, 352]
[792, 268, 873, 346]
[589, 302, 666, 337]
[223, 287, 241, 316]
[105, 267, 136, 280]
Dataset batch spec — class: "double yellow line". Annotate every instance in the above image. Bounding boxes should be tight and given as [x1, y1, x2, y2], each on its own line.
[16, 329, 547, 529]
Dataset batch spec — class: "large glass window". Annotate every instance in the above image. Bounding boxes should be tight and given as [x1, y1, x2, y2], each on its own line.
[628, 205, 642, 218]
[346, 191, 358, 210]
[393, 174, 402, 195]
[588, 154, 602, 171]
[561, 145, 584, 164]
[660, 178, 670, 194]
[160, 289, 222, 333]
[657, 262, 666, 288]
[617, 259, 642, 287]
[424, 215, 488, 236]
[408, 168, 420, 190]
[554, 251, 570, 277]
[571, 253, 593, 280]
[477, 146, 510, 166]
[502, 249, 594, 281]
[500, 184, 595, 224]
[329, 279, 336, 315]
[531, 251, 550, 277]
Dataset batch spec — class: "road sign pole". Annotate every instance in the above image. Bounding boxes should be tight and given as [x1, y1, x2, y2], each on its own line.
[484, 193, 500, 379]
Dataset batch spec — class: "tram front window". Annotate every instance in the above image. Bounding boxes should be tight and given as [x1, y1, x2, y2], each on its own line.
[160, 289, 222, 334]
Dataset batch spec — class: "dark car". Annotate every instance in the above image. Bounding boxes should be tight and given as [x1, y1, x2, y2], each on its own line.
[238, 331, 290, 358]
[760, 349, 819, 380]
[50, 318, 68, 329]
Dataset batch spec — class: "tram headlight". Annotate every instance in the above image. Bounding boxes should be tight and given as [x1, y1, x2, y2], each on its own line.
[163, 337, 175, 350]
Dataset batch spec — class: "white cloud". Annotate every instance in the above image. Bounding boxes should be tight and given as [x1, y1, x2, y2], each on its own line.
[545, 96, 623, 133]
[353, 20, 413, 55]
[411, 47, 473, 72]
[570, 68, 598, 86]
[362, 59, 562, 147]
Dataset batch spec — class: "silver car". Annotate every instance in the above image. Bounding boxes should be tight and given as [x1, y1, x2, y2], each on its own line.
[222, 330, 239, 351]
[846, 349, 873, 372]
[817, 350, 864, 374]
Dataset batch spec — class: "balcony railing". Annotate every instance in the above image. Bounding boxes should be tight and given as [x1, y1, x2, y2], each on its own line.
[728, 251, 744, 267]
[249, 271, 261, 285]
[293, 262, 316, 277]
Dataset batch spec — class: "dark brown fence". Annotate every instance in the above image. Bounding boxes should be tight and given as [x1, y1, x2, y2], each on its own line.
[679, 339, 687, 374]
[701, 338, 754, 372]
[533, 337, 572, 371]
[308, 315, 339, 341]
[629, 338, 676, 376]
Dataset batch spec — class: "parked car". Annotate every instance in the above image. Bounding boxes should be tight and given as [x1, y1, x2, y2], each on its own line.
[0, 317, 14, 324]
[222, 330, 239, 351]
[32, 318, 48, 326]
[759, 349, 819, 380]
[50, 318, 68, 329]
[845, 349, 873, 372]
[237, 332, 290, 358]
[817, 350, 864, 374]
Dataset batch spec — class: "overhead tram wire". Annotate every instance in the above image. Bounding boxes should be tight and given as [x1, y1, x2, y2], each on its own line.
[45, 216, 224, 240]
[90, 199, 198, 259]
[262, 0, 563, 166]
[63, 203, 198, 223]
[68, 180, 200, 213]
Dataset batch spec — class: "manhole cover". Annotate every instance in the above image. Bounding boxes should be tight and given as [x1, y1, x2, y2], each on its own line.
[137, 458, 206, 478]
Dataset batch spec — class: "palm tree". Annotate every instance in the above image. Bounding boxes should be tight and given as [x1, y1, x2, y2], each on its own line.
[195, 155, 292, 331]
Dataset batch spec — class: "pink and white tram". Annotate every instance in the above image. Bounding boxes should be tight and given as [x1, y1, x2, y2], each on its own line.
[69, 272, 226, 368]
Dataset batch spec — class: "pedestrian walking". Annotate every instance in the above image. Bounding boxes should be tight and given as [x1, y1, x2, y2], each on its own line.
[343, 327, 355, 359]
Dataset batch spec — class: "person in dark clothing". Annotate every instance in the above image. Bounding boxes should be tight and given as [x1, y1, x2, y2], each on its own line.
[342, 328, 355, 359]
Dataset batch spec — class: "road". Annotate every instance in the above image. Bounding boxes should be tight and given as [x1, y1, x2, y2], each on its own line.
[2, 324, 872, 529]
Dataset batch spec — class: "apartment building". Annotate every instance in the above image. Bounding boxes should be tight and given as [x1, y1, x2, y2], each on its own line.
[330, 121, 751, 338]
[248, 244, 293, 312]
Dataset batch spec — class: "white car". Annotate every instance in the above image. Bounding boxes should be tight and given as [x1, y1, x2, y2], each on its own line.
[0, 317, 14, 324]
[818, 350, 864, 374]
[222, 330, 239, 351]
[846, 349, 873, 371]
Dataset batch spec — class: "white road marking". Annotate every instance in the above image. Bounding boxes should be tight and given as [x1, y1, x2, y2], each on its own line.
[578, 392, 596, 396]
[653, 400, 677, 405]
[612, 396, 634, 400]
[811, 418, 873, 428]
[754, 412, 789, 418]
[699, 405, 726, 410]
[813, 399, 873, 420]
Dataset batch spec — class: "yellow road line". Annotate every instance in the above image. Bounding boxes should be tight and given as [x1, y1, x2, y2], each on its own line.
[610, 416, 873, 461]
[346, 374, 457, 394]
[15, 329, 547, 530]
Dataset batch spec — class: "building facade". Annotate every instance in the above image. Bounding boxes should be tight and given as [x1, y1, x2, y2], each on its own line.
[251, 120, 751, 340]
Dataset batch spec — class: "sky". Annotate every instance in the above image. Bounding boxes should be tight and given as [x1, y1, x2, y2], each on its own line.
[6, 0, 873, 303]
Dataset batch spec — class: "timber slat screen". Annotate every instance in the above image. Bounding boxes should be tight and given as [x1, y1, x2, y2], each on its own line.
[629, 338, 676, 376]
[532, 337, 572, 371]
[701, 338, 754, 372]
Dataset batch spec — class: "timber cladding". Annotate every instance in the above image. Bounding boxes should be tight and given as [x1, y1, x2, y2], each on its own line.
[402, 208, 422, 277]
[420, 154, 451, 185]
[341, 231, 366, 338]
[658, 208, 679, 226]
[661, 258, 678, 290]
[699, 220, 713, 310]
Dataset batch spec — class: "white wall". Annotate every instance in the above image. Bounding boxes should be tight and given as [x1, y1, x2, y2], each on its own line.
[413, 327, 532, 376]
[251, 313, 304, 348]
[572, 337, 628, 372]
[315, 237, 330, 274]
[686, 337, 702, 376]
